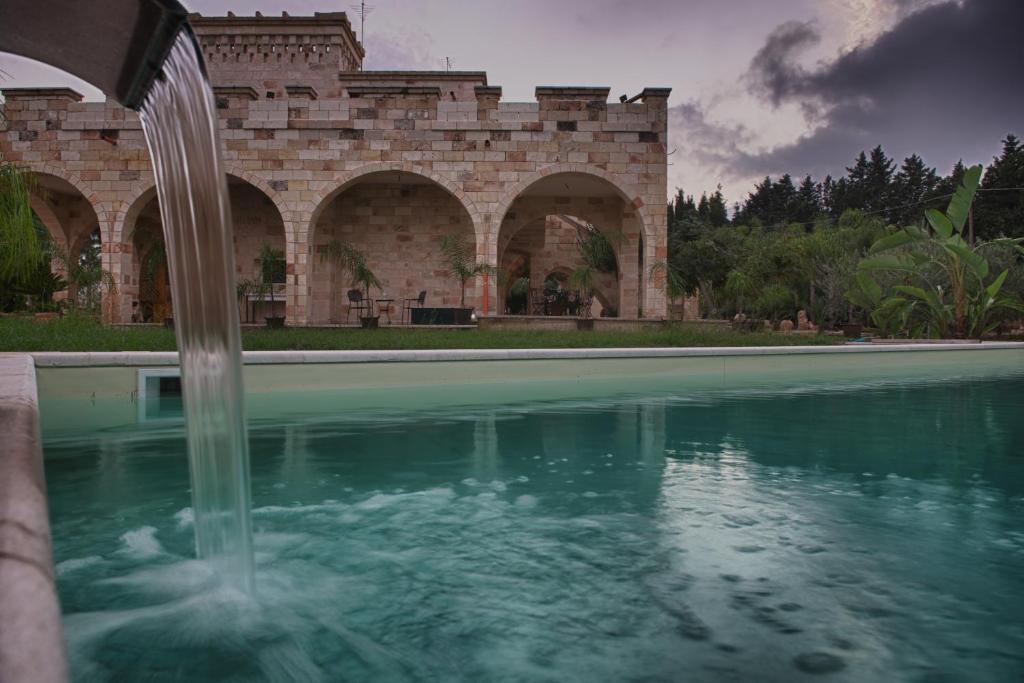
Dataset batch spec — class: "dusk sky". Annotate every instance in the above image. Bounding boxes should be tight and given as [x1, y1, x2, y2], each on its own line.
[1, 0, 1020, 205]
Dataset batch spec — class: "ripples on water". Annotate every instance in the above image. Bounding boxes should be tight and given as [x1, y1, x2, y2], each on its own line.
[45, 376, 1024, 682]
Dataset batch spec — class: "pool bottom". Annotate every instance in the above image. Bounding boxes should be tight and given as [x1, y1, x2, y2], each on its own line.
[45, 374, 1024, 682]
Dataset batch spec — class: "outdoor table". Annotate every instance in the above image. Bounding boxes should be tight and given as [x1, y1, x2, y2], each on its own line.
[376, 298, 394, 324]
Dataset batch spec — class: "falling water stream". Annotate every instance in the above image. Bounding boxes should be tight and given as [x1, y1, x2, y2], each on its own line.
[137, 32, 255, 591]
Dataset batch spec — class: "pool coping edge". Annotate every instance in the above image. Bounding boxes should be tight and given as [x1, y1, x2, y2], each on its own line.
[28, 342, 1024, 366]
[0, 353, 68, 683]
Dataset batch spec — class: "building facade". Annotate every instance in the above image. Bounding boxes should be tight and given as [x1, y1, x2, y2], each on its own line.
[0, 11, 670, 324]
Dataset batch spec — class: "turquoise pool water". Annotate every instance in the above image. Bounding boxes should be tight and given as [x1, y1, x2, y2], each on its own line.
[44, 373, 1024, 682]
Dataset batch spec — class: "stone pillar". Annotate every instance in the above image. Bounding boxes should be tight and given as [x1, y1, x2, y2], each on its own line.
[636, 88, 671, 320]
[285, 223, 306, 325]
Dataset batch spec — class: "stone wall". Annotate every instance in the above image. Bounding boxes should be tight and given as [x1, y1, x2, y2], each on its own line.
[310, 178, 476, 323]
[0, 14, 670, 324]
[192, 12, 364, 99]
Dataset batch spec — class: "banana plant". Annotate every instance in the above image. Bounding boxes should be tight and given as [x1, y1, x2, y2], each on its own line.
[857, 164, 1024, 338]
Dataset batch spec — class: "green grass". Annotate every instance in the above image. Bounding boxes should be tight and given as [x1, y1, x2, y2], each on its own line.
[0, 315, 842, 352]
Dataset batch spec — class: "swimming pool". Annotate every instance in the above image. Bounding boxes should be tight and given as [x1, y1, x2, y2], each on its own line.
[43, 365, 1024, 682]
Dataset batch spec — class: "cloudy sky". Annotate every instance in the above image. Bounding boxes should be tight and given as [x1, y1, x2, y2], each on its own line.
[1, 0, 1020, 205]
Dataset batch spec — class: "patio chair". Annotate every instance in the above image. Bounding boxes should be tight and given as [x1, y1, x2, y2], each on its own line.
[403, 290, 426, 324]
[346, 289, 369, 323]
[529, 288, 546, 315]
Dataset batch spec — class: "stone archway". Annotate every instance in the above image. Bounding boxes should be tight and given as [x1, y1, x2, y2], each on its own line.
[119, 175, 288, 324]
[306, 169, 479, 325]
[493, 171, 651, 317]
[26, 173, 105, 314]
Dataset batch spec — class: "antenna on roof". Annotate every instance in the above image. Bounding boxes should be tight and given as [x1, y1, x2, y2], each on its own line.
[442, 57, 452, 72]
[350, 1, 374, 45]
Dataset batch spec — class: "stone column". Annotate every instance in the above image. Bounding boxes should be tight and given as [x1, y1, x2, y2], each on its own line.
[285, 224, 306, 325]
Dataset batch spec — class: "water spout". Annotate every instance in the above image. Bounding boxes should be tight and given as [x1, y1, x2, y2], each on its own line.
[138, 33, 255, 592]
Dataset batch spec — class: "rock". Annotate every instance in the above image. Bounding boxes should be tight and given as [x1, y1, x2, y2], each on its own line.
[779, 319, 795, 332]
[797, 309, 818, 331]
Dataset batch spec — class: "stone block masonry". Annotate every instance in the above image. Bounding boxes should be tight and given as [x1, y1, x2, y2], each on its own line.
[0, 12, 669, 324]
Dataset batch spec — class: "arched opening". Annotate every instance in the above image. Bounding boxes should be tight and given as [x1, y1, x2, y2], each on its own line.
[24, 174, 105, 314]
[122, 175, 286, 324]
[496, 172, 642, 317]
[308, 171, 477, 324]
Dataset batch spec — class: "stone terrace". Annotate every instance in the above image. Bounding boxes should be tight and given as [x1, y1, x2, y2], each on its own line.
[0, 12, 669, 324]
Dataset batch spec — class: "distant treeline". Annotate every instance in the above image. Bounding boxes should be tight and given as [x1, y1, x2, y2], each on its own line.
[670, 134, 1024, 241]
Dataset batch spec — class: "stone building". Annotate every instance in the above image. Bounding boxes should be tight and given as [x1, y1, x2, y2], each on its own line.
[0, 11, 670, 324]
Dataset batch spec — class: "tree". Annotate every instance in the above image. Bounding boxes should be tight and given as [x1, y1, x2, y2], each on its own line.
[864, 145, 895, 214]
[439, 232, 493, 308]
[320, 240, 382, 314]
[794, 175, 821, 226]
[890, 154, 939, 225]
[857, 165, 1024, 338]
[0, 159, 42, 282]
[974, 134, 1024, 240]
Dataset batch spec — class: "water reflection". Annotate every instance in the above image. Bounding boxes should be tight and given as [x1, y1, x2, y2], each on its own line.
[42, 375, 1024, 682]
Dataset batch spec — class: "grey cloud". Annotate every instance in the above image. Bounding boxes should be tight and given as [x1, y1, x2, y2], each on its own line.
[667, 100, 752, 173]
[746, 20, 820, 106]
[731, 0, 1024, 178]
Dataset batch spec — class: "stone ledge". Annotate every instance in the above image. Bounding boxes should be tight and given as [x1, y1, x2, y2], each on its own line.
[212, 86, 260, 101]
[344, 85, 442, 98]
[0, 354, 67, 683]
[338, 71, 488, 83]
[536, 86, 611, 101]
[1, 88, 83, 102]
[28, 343, 1024, 367]
[284, 85, 318, 100]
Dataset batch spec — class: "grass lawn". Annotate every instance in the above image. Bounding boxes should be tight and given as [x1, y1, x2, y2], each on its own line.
[0, 315, 842, 352]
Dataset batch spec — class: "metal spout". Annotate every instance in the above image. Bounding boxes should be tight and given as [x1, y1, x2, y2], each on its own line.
[0, 0, 196, 110]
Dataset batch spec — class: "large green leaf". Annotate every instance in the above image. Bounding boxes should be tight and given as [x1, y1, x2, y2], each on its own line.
[893, 285, 943, 311]
[945, 164, 983, 232]
[855, 271, 882, 303]
[925, 209, 954, 239]
[985, 269, 1008, 299]
[858, 254, 918, 273]
[869, 229, 918, 254]
[943, 241, 989, 280]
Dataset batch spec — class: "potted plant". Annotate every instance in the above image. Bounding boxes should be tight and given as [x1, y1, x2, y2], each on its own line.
[320, 240, 382, 329]
[569, 266, 595, 330]
[440, 232, 492, 325]
[235, 277, 259, 323]
[257, 243, 286, 328]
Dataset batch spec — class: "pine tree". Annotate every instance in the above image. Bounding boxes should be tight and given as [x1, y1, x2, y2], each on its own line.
[975, 134, 1024, 239]
[891, 154, 939, 225]
[864, 145, 895, 214]
[706, 186, 728, 227]
[820, 175, 837, 215]
[794, 175, 821, 226]
[668, 188, 700, 239]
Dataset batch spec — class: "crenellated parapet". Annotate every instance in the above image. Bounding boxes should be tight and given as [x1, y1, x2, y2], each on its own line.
[0, 12, 671, 324]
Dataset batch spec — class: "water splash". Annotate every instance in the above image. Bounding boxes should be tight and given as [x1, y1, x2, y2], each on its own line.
[138, 32, 254, 592]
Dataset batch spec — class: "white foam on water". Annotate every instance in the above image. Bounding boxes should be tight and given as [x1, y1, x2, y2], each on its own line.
[118, 526, 163, 559]
[174, 507, 194, 529]
[515, 495, 539, 507]
[55, 555, 103, 576]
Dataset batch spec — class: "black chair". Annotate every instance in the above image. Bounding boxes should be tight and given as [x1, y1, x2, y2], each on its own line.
[529, 288, 546, 315]
[346, 289, 368, 323]
[403, 290, 426, 324]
